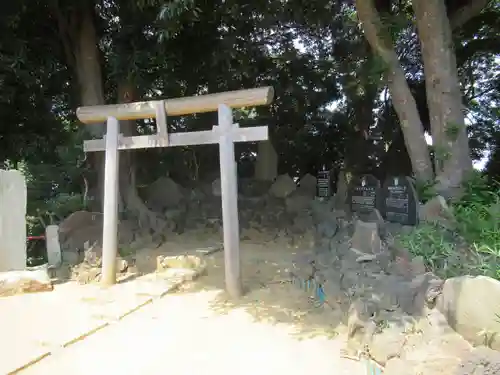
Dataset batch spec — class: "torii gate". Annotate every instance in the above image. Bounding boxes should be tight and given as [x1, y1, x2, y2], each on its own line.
[76, 87, 274, 299]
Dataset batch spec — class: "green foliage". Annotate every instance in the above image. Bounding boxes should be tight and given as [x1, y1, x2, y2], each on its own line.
[22, 129, 89, 236]
[399, 172, 500, 280]
[414, 179, 438, 202]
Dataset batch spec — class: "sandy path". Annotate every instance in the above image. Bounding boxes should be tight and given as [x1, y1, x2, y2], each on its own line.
[20, 289, 366, 375]
[18, 236, 367, 375]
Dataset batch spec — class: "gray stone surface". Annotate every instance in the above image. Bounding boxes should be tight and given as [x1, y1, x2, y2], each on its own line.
[350, 220, 382, 255]
[269, 174, 296, 198]
[436, 275, 500, 351]
[297, 173, 317, 196]
[0, 169, 27, 271]
[45, 225, 62, 267]
[146, 176, 184, 210]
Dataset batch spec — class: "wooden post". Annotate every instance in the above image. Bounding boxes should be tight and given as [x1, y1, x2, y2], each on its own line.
[217, 104, 242, 298]
[101, 117, 120, 286]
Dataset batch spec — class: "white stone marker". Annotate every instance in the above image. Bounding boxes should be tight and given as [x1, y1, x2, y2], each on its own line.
[0, 169, 27, 271]
[45, 224, 62, 267]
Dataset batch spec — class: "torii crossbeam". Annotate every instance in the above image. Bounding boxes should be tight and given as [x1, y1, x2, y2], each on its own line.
[76, 87, 274, 299]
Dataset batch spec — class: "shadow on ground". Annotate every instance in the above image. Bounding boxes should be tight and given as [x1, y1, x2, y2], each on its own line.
[140, 235, 349, 341]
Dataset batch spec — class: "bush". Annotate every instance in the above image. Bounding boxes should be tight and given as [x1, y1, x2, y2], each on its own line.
[399, 172, 500, 280]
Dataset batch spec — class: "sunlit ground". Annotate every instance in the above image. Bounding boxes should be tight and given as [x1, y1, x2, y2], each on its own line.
[17, 236, 368, 374]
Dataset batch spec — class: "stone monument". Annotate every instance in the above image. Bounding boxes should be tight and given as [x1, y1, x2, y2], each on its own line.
[381, 176, 418, 226]
[0, 169, 27, 271]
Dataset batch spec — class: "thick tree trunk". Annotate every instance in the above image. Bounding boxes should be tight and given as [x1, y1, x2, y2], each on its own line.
[355, 0, 434, 183]
[413, 0, 473, 198]
[116, 82, 168, 236]
[72, 4, 106, 210]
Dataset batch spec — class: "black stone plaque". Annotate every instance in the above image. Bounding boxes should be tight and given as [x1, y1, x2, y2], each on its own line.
[349, 174, 380, 214]
[317, 169, 332, 198]
[381, 176, 418, 226]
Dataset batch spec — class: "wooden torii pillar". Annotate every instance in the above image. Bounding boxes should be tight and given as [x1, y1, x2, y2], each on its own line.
[76, 87, 274, 298]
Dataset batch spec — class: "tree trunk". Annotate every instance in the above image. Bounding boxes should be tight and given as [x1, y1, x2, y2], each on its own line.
[355, 0, 434, 183]
[116, 82, 168, 237]
[72, 4, 106, 210]
[413, 0, 473, 198]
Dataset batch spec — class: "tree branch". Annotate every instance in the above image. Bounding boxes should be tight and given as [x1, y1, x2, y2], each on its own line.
[449, 0, 489, 30]
[50, 0, 76, 70]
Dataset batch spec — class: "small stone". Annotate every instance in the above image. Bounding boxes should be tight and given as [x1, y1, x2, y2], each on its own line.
[350, 220, 382, 254]
[410, 256, 427, 275]
[84, 244, 102, 267]
[419, 195, 455, 229]
[116, 257, 128, 273]
[355, 253, 377, 262]
[368, 327, 406, 365]
[347, 298, 380, 345]
[365, 208, 386, 237]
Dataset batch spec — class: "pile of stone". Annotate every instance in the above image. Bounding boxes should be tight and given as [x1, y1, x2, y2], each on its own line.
[289, 194, 500, 374]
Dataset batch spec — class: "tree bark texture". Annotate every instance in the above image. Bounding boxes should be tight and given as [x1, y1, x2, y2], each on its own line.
[413, 0, 473, 197]
[116, 81, 168, 236]
[69, 3, 106, 210]
[355, 0, 434, 183]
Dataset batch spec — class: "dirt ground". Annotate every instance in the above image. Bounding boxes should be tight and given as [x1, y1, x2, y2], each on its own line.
[14, 232, 372, 374]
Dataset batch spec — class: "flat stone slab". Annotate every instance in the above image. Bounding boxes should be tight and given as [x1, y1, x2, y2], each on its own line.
[0, 267, 199, 373]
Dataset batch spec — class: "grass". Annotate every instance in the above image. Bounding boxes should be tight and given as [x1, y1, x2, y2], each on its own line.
[399, 173, 500, 280]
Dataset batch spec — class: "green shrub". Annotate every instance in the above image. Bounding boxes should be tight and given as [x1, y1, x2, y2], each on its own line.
[399, 172, 500, 280]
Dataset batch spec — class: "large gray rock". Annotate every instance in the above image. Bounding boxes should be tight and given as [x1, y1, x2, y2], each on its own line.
[146, 177, 184, 210]
[58, 211, 103, 236]
[436, 276, 500, 351]
[269, 174, 296, 198]
[297, 173, 317, 196]
[285, 192, 313, 213]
